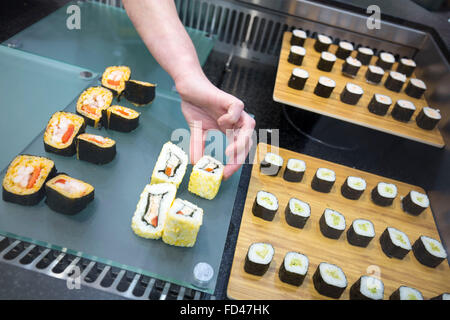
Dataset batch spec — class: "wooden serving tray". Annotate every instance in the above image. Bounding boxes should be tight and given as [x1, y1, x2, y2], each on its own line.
[273, 32, 445, 148]
[227, 143, 449, 300]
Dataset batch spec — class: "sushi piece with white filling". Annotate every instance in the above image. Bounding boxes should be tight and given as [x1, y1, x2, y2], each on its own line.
[288, 45, 306, 66]
[391, 100, 416, 122]
[356, 47, 374, 65]
[314, 34, 332, 53]
[376, 52, 396, 70]
[244, 242, 275, 276]
[346, 219, 375, 247]
[290, 29, 307, 46]
[188, 155, 224, 200]
[319, 209, 346, 239]
[283, 158, 306, 182]
[379, 227, 411, 259]
[368, 93, 392, 116]
[371, 182, 397, 206]
[396, 58, 416, 77]
[335, 41, 354, 60]
[340, 83, 364, 105]
[341, 176, 366, 200]
[385, 71, 406, 92]
[390, 286, 423, 300]
[278, 252, 309, 286]
[101, 66, 131, 97]
[260, 152, 284, 176]
[311, 168, 336, 193]
[312, 262, 347, 299]
[350, 276, 384, 300]
[288, 68, 309, 90]
[415, 107, 441, 130]
[365, 65, 385, 84]
[285, 198, 310, 229]
[405, 78, 427, 99]
[314, 76, 336, 98]
[412, 235, 447, 268]
[317, 51, 336, 72]
[401, 190, 429, 216]
[342, 56, 362, 78]
[252, 191, 278, 221]
[151, 141, 188, 189]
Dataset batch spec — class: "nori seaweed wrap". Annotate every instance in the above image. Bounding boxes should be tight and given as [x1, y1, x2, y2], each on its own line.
[102, 105, 140, 132]
[124, 80, 156, 106]
[76, 133, 116, 165]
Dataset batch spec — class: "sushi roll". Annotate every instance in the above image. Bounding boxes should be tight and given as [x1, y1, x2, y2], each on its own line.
[367, 93, 392, 116]
[405, 78, 427, 99]
[384, 71, 406, 92]
[314, 34, 332, 53]
[2, 155, 56, 206]
[312, 262, 347, 299]
[76, 133, 116, 165]
[431, 293, 450, 300]
[76, 86, 113, 128]
[317, 51, 336, 72]
[376, 52, 396, 70]
[350, 276, 384, 300]
[314, 76, 336, 98]
[124, 80, 156, 106]
[391, 100, 416, 122]
[356, 47, 374, 65]
[102, 105, 140, 132]
[244, 242, 274, 276]
[390, 286, 423, 300]
[371, 182, 397, 207]
[131, 183, 177, 239]
[252, 190, 278, 221]
[101, 66, 131, 97]
[341, 176, 366, 200]
[278, 252, 309, 286]
[290, 29, 307, 46]
[379, 227, 411, 259]
[288, 68, 309, 90]
[45, 174, 94, 215]
[340, 83, 364, 105]
[151, 141, 188, 189]
[365, 65, 385, 84]
[412, 235, 447, 268]
[319, 209, 346, 240]
[341, 56, 361, 78]
[283, 158, 306, 182]
[188, 155, 224, 200]
[43, 111, 86, 157]
[311, 167, 335, 193]
[416, 107, 441, 130]
[260, 152, 284, 176]
[401, 190, 429, 216]
[346, 219, 375, 247]
[335, 41, 354, 60]
[161, 198, 203, 247]
[287, 45, 306, 66]
[396, 58, 416, 77]
[284, 198, 310, 229]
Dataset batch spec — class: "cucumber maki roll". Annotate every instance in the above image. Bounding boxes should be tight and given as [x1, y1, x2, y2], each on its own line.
[401, 190, 429, 216]
[124, 80, 156, 106]
[391, 100, 416, 122]
[76, 134, 116, 165]
[317, 51, 336, 72]
[416, 107, 441, 130]
[314, 76, 336, 98]
[319, 209, 346, 240]
[288, 68, 309, 90]
[311, 168, 335, 193]
[335, 41, 354, 60]
[347, 219, 375, 247]
[341, 176, 366, 200]
[390, 286, 423, 300]
[244, 242, 274, 276]
[290, 29, 307, 46]
[102, 105, 140, 132]
[379, 227, 411, 259]
[45, 174, 94, 215]
[356, 47, 374, 65]
[396, 58, 416, 77]
[260, 152, 284, 176]
[312, 262, 347, 299]
[371, 182, 397, 206]
[287, 45, 306, 66]
[283, 158, 306, 182]
[279, 252, 309, 286]
[431, 293, 450, 300]
[340, 83, 364, 105]
[365, 65, 385, 84]
[376, 52, 395, 70]
[405, 78, 427, 99]
[342, 56, 361, 78]
[368, 93, 392, 116]
[412, 236, 447, 268]
[350, 276, 384, 300]
[314, 34, 332, 53]
[76, 86, 113, 128]
[385, 71, 406, 92]
[285, 198, 310, 229]
[101, 66, 131, 97]
[252, 191, 278, 221]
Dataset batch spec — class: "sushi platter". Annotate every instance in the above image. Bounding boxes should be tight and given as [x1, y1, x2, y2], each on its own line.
[273, 32, 445, 148]
[227, 143, 450, 300]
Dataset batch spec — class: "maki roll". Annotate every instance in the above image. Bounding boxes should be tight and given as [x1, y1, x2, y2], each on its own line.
[290, 29, 307, 46]
[376, 52, 396, 70]
[341, 176, 366, 200]
[76, 133, 116, 165]
[365, 65, 385, 84]
[124, 80, 156, 106]
[384, 71, 406, 92]
[335, 41, 354, 60]
[340, 83, 364, 105]
[405, 78, 427, 99]
[396, 58, 416, 77]
[319, 209, 346, 240]
[412, 235, 447, 268]
[371, 182, 397, 206]
[76, 86, 113, 128]
[43, 111, 86, 156]
[252, 190, 278, 221]
[244, 242, 274, 276]
[350, 276, 384, 300]
[151, 141, 188, 189]
[45, 174, 94, 215]
[311, 167, 335, 193]
[131, 183, 177, 239]
[390, 286, 423, 300]
[401, 190, 429, 216]
[368, 93, 392, 116]
[260, 152, 284, 176]
[161, 198, 203, 247]
[284, 198, 310, 229]
[391, 100, 416, 122]
[279, 252, 309, 286]
[342, 56, 362, 78]
[379, 227, 411, 259]
[288, 68, 309, 90]
[314, 34, 332, 53]
[283, 158, 306, 182]
[346, 219, 375, 247]
[416, 107, 441, 130]
[312, 262, 347, 299]
[2, 155, 56, 206]
[356, 47, 374, 65]
[188, 155, 224, 200]
[102, 105, 140, 132]
[101, 66, 131, 97]
[317, 51, 336, 72]
[287, 46, 306, 66]
[314, 76, 336, 98]
[431, 293, 450, 300]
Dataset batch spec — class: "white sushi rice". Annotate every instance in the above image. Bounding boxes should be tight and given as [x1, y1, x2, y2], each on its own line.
[263, 152, 284, 167]
[409, 190, 429, 208]
[339, 41, 354, 51]
[398, 286, 423, 300]
[152, 141, 188, 186]
[318, 34, 332, 44]
[380, 52, 395, 63]
[318, 76, 336, 88]
[248, 243, 274, 265]
[368, 65, 385, 75]
[420, 236, 447, 259]
[256, 191, 278, 211]
[319, 263, 347, 288]
[290, 45, 306, 55]
[360, 276, 384, 300]
[358, 47, 374, 55]
[397, 100, 416, 110]
[410, 78, 427, 89]
[316, 168, 336, 182]
[286, 158, 306, 172]
[400, 58, 416, 67]
[289, 198, 311, 217]
[377, 182, 397, 199]
[169, 198, 203, 225]
[352, 219, 375, 237]
[346, 56, 361, 67]
[390, 71, 406, 82]
[292, 68, 309, 79]
[321, 51, 336, 62]
[375, 94, 392, 105]
[387, 227, 411, 250]
[284, 252, 309, 275]
[423, 107, 441, 120]
[324, 209, 346, 230]
[346, 83, 363, 95]
[293, 29, 307, 39]
[347, 176, 366, 191]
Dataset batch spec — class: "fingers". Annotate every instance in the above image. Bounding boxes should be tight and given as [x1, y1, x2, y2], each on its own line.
[189, 121, 207, 165]
[217, 100, 244, 131]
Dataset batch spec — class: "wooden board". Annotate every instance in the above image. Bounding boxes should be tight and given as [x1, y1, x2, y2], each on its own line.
[273, 32, 445, 148]
[227, 143, 450, 300]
